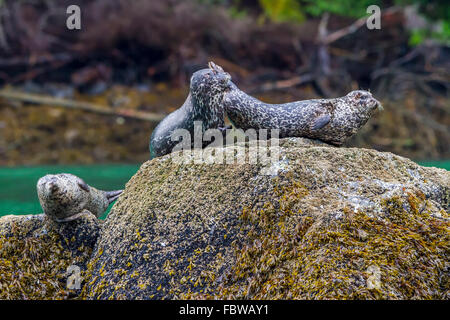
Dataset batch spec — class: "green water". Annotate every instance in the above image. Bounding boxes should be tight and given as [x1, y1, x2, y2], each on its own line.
[417, 161, 450, 171]
[0, 161, 448, 218]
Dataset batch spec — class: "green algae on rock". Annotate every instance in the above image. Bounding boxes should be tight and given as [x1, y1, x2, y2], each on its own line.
[0, 213, 101, 299]
[82, 138, 449, 300]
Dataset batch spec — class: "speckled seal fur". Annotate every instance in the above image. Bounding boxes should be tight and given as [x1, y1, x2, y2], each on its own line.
[150, 62, 232, 159]
[224, 82, 383, 145]
[37, 173, 122, 223]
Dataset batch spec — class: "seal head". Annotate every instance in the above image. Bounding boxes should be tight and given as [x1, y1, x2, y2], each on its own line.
[325, 90, 382, 143]
[37, 173, 122, 222]
[345, 90, 383, 113]
[189, 62, 232, 123]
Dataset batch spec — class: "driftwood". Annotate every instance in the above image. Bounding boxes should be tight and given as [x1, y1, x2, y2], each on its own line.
[0, 89, 166, 122]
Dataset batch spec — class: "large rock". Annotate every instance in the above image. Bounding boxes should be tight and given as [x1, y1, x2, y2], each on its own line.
[82, 138, 449, 299]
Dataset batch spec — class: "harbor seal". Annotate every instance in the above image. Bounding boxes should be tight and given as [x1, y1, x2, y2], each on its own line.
[149, 62, 232, 158]
[223, 83, 383, 145]
[37, 173, 122, 223]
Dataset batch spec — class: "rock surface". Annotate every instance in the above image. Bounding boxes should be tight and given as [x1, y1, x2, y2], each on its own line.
[0, 213, 101, 299]
[1, 138, 448, 299]
[79, 138, 449, 299]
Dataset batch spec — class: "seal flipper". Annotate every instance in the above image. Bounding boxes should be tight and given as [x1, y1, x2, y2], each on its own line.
[311, 114, 331, 131]
[105, 190, 123, 204]
[208, 61, 224, 73]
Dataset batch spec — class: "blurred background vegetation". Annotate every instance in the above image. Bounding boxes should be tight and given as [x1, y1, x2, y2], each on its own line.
[0, 0, 448, 215]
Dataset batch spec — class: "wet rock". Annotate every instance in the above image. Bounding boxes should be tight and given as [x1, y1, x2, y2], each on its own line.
[82, 137, 449, 300]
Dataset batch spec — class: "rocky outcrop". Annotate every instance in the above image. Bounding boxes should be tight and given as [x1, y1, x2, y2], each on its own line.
[80, 138, 449, 299]
[0, 213, 101, 299]
[1, 138, 448, 299]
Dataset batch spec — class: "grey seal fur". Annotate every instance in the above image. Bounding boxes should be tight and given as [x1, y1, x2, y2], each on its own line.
[149, 62, 232, 159]
[223, 82, 382, 145]
[37, 173, 122, 223]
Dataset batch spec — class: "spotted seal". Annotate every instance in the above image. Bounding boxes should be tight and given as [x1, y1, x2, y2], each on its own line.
[37, 173, 122, 222]
[223, 82, 383, 145]
[149, 62, 232, 159]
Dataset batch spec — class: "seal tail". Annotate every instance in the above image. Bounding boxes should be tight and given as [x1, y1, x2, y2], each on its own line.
[105, 190, 123, 204]
[208, 61, 224, 73]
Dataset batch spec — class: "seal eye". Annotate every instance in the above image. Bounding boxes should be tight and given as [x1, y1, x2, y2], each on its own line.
[220, 75, 228, 85]
[78, 180, 90, 192]
[361, 93, 371, 100]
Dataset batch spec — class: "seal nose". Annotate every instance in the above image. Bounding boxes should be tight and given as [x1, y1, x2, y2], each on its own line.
[48, 181, 59, 194]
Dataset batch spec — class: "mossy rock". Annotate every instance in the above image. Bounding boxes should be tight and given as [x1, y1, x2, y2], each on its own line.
[82, 138, 449, 299]
[0, 213, 101, 299]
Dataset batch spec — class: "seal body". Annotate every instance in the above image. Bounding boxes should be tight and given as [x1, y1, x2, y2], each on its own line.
[150, 62, 232, 158]
[37, 173, 122, 222]
[224, 85, 382, 145]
